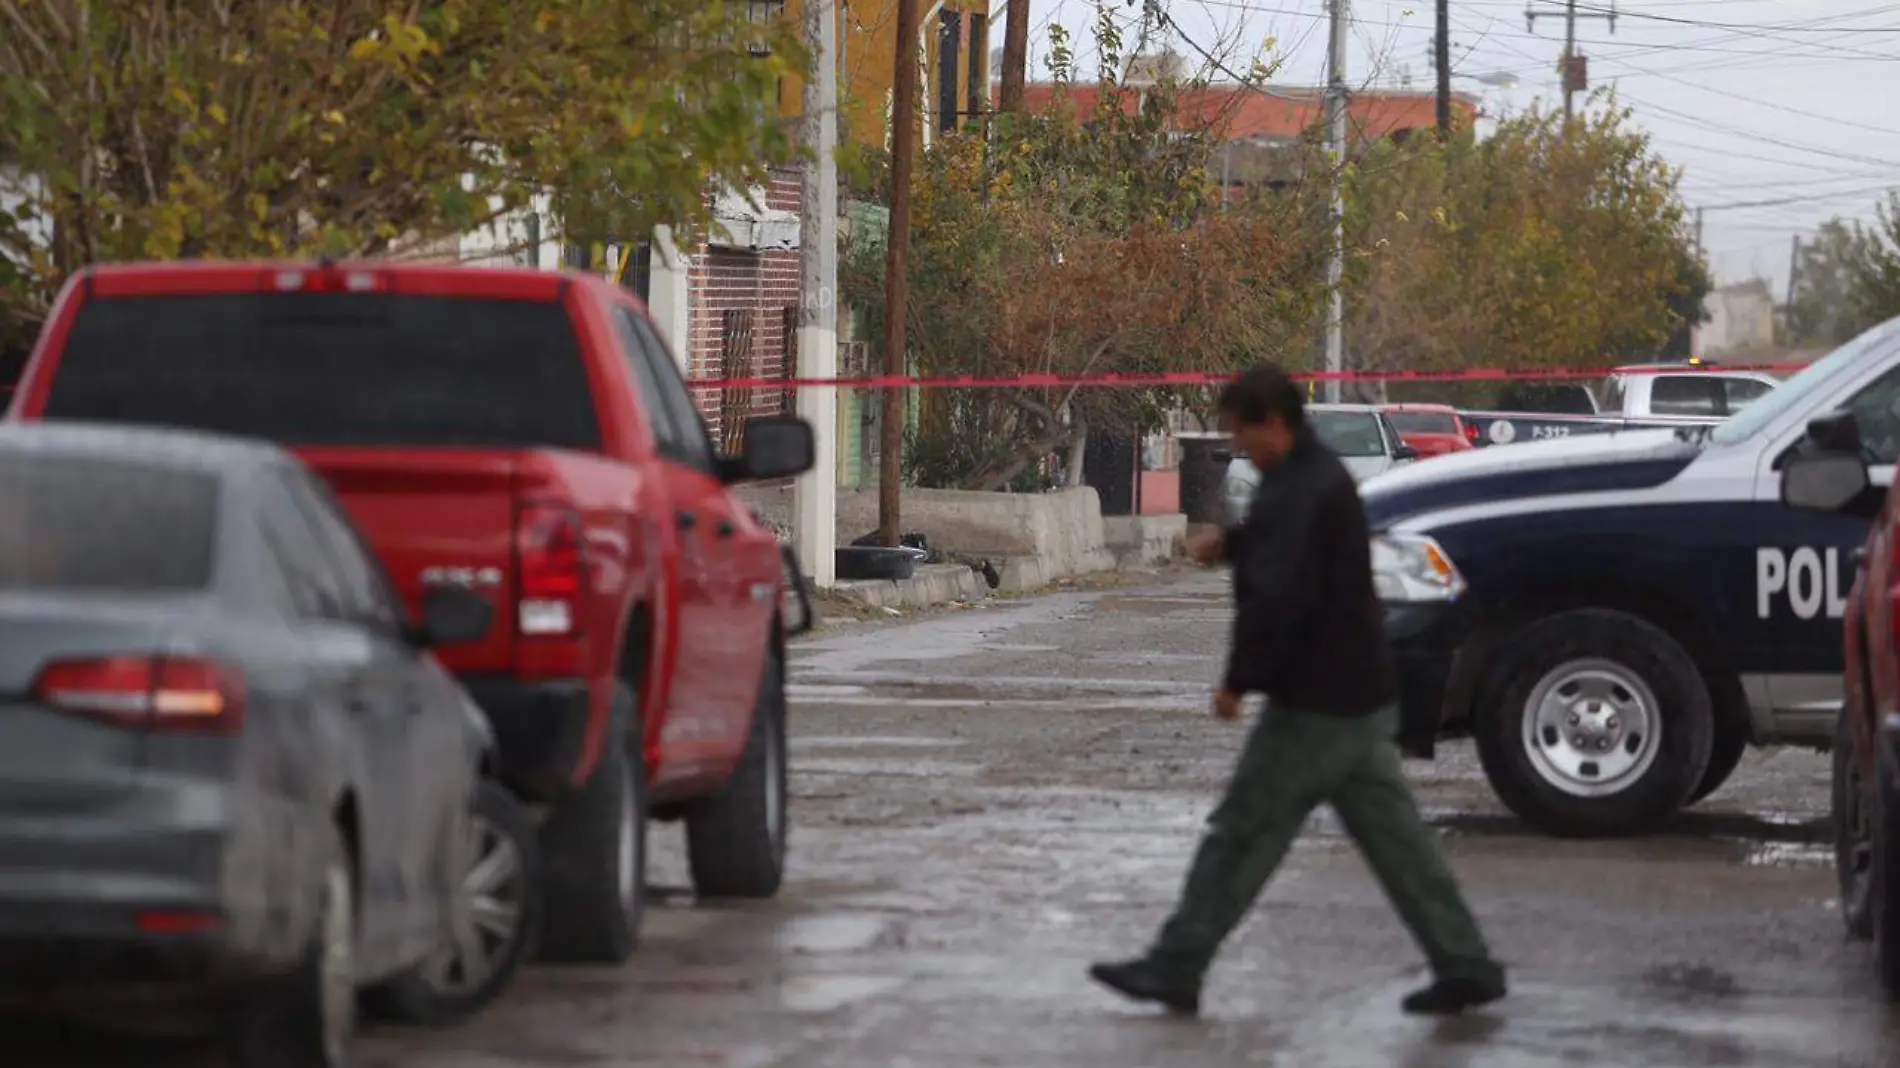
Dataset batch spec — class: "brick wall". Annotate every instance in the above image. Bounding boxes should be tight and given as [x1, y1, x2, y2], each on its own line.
[686, 167, 803, 446]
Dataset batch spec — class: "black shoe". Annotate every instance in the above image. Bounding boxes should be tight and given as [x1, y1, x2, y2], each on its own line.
[1401, 971, 1507, 1016]
[1088, 958, 1202, 1017]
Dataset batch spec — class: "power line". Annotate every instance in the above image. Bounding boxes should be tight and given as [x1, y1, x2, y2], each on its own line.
[1564, 0, 1900, 33]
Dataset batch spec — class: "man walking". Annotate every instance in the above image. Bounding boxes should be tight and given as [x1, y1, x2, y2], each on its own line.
[1089, 366, 1506, 1017]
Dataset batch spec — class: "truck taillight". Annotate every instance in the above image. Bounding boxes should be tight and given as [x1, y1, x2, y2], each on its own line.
[1463, 420, 1480, 443]
[32, 657, 244, 731]
[516, 502, 584, 637]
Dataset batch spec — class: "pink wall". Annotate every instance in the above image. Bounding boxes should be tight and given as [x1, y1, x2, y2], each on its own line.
[1139, 471, 1180, 516]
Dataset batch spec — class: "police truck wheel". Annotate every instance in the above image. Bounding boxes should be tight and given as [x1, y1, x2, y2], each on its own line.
[1476, 609, 1714, 838]
[1870, 754, 1900, 997]
[536, 687, 646, 964]
[1688, 725, 1748, 806]
[1836, 708, 1876, 940]
[685, 647, 788, 899]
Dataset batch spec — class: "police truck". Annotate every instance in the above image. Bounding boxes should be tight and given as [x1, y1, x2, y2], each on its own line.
[1365, 318, 1900, 837]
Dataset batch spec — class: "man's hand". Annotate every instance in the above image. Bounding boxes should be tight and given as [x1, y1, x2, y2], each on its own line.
[1188, 529, 1225, 567]
[1212, 688, 1243, 722]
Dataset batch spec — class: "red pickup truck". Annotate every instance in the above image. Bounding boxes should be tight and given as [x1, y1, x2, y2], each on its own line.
[8, 260, 814, 973]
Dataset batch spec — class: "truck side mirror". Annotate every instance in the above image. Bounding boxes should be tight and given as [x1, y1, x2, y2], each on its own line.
[721, 415, 816, 483]
[1394, 444, 1421, 461]
[1781, 451, 1870, 513]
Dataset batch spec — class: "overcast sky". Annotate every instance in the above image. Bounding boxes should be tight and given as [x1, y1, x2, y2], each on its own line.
[1012, 0, 1900, 299]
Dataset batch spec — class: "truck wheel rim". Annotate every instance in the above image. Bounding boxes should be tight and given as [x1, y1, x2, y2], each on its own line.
[1521, 658, 1663, 798]
[423, 814, 524, 996]
[321, 861, 355, 1064]
[617, 760, 640, 913]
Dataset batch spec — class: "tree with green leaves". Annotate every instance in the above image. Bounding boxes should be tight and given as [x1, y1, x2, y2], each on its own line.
[1847, 192, 1900, 329]
[0, 0, 805, 355]
[1786, 218, 1883, 347]
[1342, 94, 1705, 388]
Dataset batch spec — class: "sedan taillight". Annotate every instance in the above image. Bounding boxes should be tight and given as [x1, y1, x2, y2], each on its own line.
[32, 656, 245, 732]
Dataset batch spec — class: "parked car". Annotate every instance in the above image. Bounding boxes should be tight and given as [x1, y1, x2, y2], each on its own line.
[1598, 362, 1780, 420]
[0, 422, 535, 1066]
[1383, 403, 1476, 458]
[1223, 404, 1418, 522]
[9, 260, 817, 968]
[1460, 363, 1777, 449]
[1779, 410, 1900, 997]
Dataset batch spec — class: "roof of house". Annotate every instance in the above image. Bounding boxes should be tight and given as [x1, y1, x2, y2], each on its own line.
[1006, 82, 1480, 144]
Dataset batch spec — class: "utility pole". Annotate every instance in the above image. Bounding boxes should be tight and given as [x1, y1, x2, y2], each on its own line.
[796, 0, 839, 586]
[1524, 1, 1616, 123]
[879, 0, 923, 546]
[1000, 0, 1030, 111]
[1786, 234, 1802, 310]
[1323, 0, 1349, 403]
[1434, 0, 1451, 137]
[1691, 205, 1705, 359]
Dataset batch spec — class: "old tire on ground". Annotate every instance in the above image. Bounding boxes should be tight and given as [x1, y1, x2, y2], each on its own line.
[536, 687, 647, 964]
[1688, 723, 1748, 806]
[1837, 707, 1877, 941]
[835, 546, 916, 582]
[363, 780, 542, 1025]
[1871, 752, 1900, 997]
[686, 646, 788, 899]
[1475, 609, 1714, 838]
[222, 822, 354, 1068]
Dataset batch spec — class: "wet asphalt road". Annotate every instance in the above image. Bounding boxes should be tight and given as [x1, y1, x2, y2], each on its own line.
[20, 569, 1900, 1066]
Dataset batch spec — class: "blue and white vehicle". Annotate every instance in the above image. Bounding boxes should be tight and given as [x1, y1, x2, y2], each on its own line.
[1366, 319, 1900, 837]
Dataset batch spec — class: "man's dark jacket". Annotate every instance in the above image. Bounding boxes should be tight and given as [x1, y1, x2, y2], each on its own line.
[1221, 426, 1399, 716]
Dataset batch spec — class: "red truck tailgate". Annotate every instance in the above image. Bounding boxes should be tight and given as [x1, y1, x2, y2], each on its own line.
[299, 448, 522, 673]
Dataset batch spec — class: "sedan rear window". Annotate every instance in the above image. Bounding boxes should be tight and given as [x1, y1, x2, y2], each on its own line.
[42, 294, 602, 451]
[0, 454, 218, 591]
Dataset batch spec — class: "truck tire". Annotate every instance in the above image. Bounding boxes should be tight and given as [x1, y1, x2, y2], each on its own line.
[363, 780, 542, 1025]
[686, 646, 788, 899]
[1871, 753, 1900, 997]
[1688, 724, 1748, 806]
[1836, 707, 1876, 941]
[222, 822, 354, 1068]
[835, 546, 916, 581]
[1475, 609, 1714, 838]
[536, 687, 646, 964]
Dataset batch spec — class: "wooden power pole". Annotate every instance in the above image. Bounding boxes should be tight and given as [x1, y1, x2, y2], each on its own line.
[1434, 0, 1451, 136]
[1000, 0, 1030, 111]
[878, 0, 923, 546]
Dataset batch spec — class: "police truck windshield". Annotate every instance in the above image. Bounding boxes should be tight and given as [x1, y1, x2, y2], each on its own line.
[1709, 318, 1900, 447]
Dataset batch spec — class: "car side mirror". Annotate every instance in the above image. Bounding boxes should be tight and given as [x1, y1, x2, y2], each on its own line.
[1781, 451, 1872, 514]
[407, 586, 495, 649]
[719, 415, 816, 483]
[1394, 444, 1421, 461]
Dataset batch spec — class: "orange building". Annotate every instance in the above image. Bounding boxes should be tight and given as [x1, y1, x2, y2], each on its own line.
[779, 0, 993, 149]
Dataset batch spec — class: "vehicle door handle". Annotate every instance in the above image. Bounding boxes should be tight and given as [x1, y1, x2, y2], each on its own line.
[715, 520, 736, 538]
[677, 511, 698, 532]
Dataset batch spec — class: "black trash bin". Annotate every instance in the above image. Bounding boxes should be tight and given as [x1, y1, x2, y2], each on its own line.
[1177, 433, 1231, 527]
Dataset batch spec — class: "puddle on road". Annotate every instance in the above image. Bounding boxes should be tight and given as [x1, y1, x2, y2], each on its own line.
[793, 735, 967, 750]
[1737, 840, 1832, 869]
[774, 913, 895, 954]
[777, 974, 907, 1014]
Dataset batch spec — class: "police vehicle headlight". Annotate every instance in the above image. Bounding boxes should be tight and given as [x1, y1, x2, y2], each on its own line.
[1371, 533, 1466, 603]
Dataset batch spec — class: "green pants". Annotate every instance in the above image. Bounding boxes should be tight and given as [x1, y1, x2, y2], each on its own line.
[1150, 704, 1497, 983]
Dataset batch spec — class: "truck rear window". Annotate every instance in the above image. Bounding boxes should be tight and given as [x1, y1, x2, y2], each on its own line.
[1386, 411, 1457, 434]
[42, 294, 602, 451]
[0, 453, 217, 591]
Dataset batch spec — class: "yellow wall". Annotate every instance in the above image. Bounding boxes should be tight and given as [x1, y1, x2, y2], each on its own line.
[780, 0, 990, 150]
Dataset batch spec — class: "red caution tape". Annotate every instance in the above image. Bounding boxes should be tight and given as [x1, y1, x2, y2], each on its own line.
[684, 361, 1809, 391]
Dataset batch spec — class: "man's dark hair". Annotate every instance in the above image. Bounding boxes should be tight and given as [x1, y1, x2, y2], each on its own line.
[1218, 364, 1305, 431]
